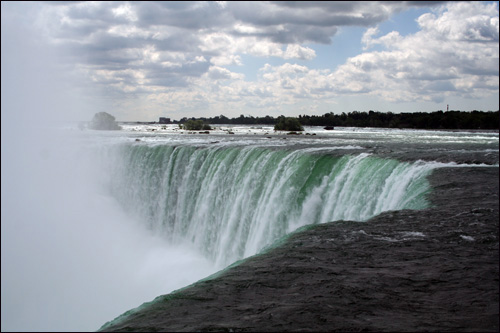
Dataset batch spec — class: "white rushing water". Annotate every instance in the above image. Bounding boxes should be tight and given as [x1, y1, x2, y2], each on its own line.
[1, 124, 498, 332]
[101, 145, 437, 267]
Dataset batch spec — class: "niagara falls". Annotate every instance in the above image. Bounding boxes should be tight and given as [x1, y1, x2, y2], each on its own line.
[3, 122, 498, 331]
[2, 1, 499, 332]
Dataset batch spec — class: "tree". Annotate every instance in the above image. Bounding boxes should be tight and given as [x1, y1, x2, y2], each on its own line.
[182, 119, 212, 130]
[274, 117, 304, 131]
[89, 112, 121, 130]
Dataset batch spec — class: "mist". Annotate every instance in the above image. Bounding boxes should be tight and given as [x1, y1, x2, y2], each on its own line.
[1, 5, 216, 332]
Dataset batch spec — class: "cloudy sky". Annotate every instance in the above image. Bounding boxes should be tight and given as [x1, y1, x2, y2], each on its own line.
[1, 1, 499, 121]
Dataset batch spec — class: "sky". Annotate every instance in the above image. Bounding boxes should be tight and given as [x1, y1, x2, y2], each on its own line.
[1, 1, 499, 122]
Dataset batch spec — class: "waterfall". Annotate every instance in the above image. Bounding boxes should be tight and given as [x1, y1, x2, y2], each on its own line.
[101, 144, 435, 267]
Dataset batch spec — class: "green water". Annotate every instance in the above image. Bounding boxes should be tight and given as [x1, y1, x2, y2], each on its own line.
[104, 145, 435, 267]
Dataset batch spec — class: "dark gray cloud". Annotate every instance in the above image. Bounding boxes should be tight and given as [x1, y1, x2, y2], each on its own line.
[48, 1, 442, 54]
[228, 1, 446, 43]
[153, 33, 203, 52]
[134, 1, 232, 29]
[404, 1, 448, 7]
[422, 80, 457, 92]
[228, 2, 377, 43]
[146, 76, 190, 88]
[235, 2, 444, 46]
[65, 2, 121, 22]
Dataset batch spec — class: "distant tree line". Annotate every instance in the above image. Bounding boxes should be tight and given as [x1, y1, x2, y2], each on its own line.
[174, 110, 499, 130]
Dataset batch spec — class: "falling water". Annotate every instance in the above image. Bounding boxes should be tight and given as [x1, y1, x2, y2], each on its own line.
[101, 144, 436, 267]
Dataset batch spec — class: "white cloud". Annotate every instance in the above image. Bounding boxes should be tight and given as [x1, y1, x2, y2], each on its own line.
[363, 29, 403, 50]
[361, 26, 379, 50]
[112, 3, 138, 22]
[210, 54, 242, 67]
[283, 44, 316, 60]
[66, 1, 498, 117]
[192, 1, 498, 112]
[417, 2, 499, 42]
[107, 25, 149, 38]
[2, 1, 498, 121]
[206, 66, 244, 81]
[332, 2, 499, 103]
[34, 2, 435, 78]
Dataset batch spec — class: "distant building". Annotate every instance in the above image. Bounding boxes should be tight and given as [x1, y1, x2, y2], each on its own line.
[159, 117, 171, 124]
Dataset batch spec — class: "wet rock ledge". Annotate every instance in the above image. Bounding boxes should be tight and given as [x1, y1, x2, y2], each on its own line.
[100, 167, 499, 332]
